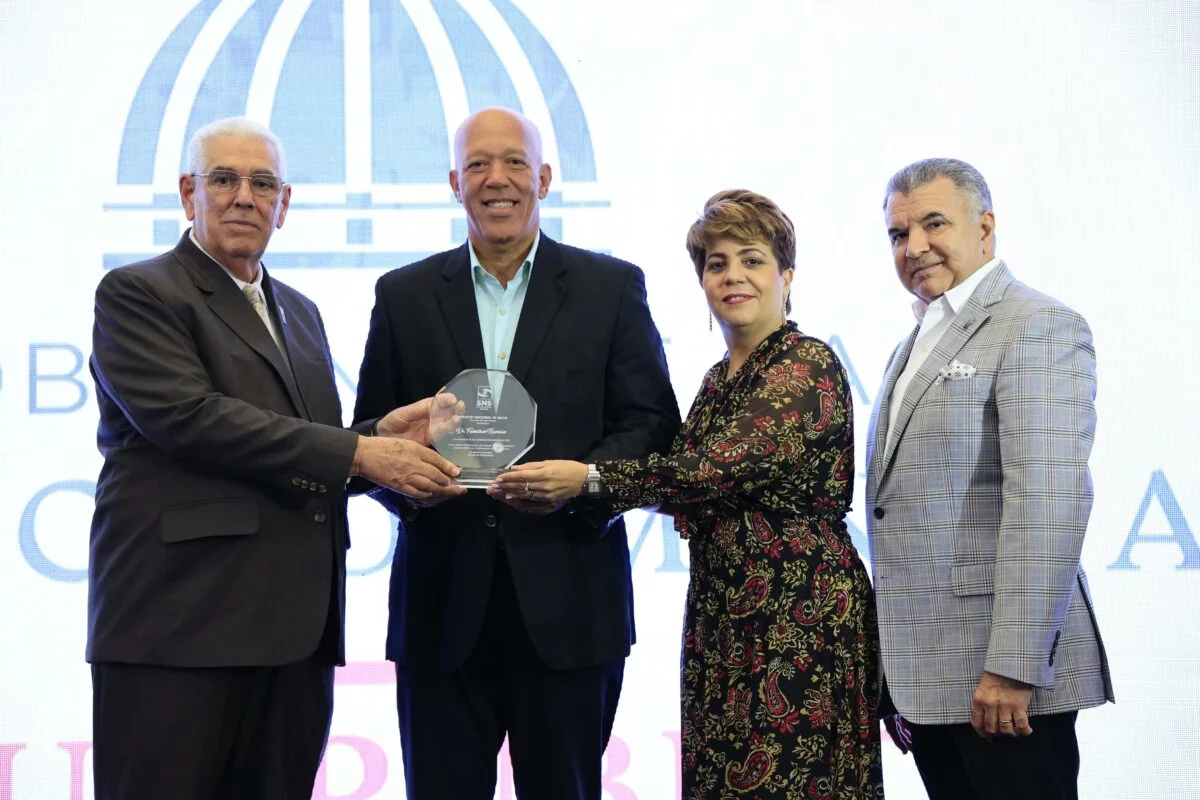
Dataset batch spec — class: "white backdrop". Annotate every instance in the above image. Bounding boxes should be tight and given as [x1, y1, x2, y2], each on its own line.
[2, 1, 1198, 798]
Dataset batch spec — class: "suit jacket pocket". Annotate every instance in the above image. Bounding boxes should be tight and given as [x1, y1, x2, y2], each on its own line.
[951, 562, 995, 596]
[938, 376, 987, 396]
[160, 499, 260, 543]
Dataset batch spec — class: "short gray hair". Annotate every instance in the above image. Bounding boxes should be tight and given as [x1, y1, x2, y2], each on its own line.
[883, 158, 992, 218]
[185, 117, 287, 178]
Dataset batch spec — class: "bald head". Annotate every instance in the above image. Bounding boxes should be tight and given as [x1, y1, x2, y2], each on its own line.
[448, 107, 552, 266]
[453, 107, 544, 170]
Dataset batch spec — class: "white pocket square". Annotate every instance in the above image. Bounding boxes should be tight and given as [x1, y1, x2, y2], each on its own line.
[937, 360, 977, 381]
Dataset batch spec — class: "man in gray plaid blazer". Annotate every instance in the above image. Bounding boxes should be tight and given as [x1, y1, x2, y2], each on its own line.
[865, 159, 1113, 800]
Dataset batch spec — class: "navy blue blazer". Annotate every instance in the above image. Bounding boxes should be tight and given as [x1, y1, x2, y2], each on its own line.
[353, 234, 680, 671]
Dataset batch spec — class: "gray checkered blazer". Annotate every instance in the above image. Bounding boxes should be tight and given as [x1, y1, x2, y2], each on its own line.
[865, 262, 1114, 725]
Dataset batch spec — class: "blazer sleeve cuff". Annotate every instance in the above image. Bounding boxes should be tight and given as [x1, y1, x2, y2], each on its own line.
[984, 633, 1058, 690]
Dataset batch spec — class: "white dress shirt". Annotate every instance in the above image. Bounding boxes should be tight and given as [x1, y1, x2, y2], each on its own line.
[886, 258, 1000, 450]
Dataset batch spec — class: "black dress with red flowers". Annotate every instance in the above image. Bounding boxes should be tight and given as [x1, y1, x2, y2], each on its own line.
[599, 323, 884, 799]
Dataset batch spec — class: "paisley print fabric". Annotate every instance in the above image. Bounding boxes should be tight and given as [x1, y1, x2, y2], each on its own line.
[600, 323, 884, 798]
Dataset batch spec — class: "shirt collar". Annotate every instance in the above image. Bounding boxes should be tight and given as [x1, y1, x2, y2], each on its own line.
[911, 256, 1000, 321]
[189, 228, 264, 292]
[468, 231, 540, 284]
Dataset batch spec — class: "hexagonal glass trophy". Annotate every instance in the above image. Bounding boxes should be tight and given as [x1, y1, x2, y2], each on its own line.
[429, 369, 537, 488]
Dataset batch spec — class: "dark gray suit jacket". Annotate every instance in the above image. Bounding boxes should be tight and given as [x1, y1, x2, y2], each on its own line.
[88, 232, 361, 667]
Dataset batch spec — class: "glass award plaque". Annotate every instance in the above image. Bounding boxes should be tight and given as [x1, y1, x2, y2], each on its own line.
[429, 369, 537, 488]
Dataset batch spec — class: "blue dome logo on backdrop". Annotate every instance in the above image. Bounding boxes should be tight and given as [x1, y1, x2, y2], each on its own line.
[103, 0, 608, 269]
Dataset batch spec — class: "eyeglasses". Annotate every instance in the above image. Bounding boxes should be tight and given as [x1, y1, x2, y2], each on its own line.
[191, 170, 285, 197]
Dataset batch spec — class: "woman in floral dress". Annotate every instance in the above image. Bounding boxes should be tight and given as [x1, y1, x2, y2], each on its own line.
[493, 190, 884, 799]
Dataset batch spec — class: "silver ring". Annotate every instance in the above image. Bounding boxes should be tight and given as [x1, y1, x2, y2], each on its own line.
[999, 719, 1014, 725]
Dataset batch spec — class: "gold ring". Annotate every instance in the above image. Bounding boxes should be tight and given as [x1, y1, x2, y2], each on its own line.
[999, 719, 1014, 725]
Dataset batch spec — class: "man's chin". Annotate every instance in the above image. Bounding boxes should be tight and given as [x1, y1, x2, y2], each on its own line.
[482, 230, 521, 245]
[219, 235, 264, 254]
[211, 244, 267, 269]
[910, 277, 946, 304]
[475, 222, 537, 248]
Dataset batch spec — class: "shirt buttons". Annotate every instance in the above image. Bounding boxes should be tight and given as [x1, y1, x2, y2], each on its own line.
[498, 308, 507, 316]
[498, 351, 507, 360]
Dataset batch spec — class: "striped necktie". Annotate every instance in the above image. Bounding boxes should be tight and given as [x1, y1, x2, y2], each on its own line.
[242, 284, 287, 357]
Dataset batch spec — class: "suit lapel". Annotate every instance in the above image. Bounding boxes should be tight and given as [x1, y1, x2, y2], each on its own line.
[877, 262, 1015, 481]
[507, 235, 566, 384]
[436, 244, 487, 371]
[175, 235, 309, 416]
[263, 274, 314, 419]
[869, 326, 919, 489]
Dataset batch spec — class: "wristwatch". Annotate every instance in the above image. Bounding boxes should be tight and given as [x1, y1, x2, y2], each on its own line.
[584, 464, 602, 497]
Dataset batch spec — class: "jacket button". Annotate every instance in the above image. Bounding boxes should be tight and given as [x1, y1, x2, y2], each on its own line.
[318, 484, 327, 493]
[292, 477, 301, 487]
[313, 511, 328, 523]
[873, 507, 885, 520]
[485, 515, 498, 528]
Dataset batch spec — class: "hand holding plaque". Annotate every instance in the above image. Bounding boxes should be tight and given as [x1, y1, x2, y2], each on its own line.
[429, 369, 537, 488]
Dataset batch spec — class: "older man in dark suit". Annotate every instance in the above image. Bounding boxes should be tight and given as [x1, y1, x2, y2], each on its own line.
[353, 107, 680, 800]
[87, 117, 464, 800]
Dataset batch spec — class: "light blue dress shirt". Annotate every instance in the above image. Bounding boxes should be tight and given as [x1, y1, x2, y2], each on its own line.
[469, 233, 540, 386]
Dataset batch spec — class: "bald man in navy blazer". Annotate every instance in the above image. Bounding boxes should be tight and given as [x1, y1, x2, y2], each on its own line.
[353, 108, 680, 800]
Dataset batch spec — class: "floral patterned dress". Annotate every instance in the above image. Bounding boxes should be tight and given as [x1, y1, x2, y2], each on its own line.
[600, 323, 884, 799]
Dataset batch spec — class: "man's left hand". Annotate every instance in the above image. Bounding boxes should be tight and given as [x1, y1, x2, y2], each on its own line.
[972, 671, 1034, 738]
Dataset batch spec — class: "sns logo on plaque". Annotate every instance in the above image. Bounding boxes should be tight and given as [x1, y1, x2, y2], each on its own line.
[475, 385, 494, 412]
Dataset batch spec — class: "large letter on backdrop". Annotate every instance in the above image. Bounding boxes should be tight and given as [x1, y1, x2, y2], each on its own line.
[1110, 470, 1200, 570]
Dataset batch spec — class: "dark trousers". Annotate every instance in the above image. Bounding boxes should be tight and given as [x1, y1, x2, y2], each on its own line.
[91, 659, 335, 800]
[909, 711, 1080, 800]
[395, 551, 625, 800]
